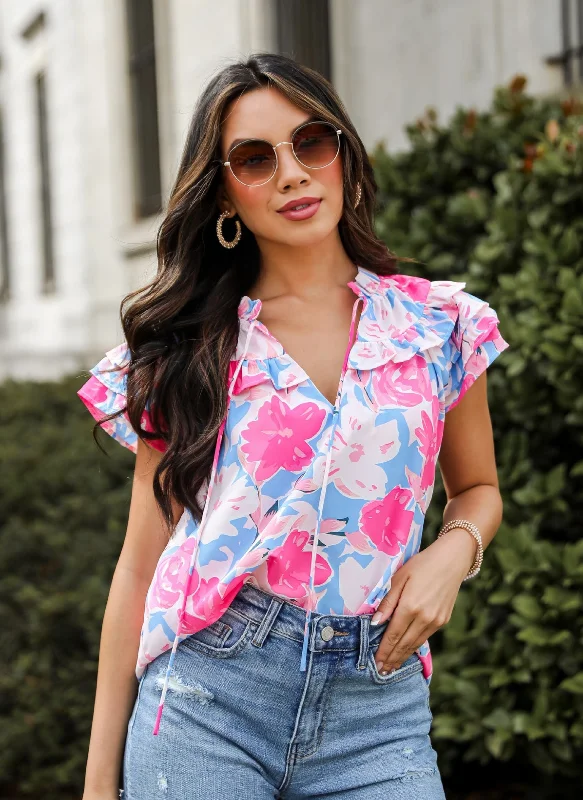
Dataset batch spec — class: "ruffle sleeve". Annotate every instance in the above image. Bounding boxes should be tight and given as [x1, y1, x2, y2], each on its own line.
[433, 284, 509, 413]
[77, 341, 167, 454]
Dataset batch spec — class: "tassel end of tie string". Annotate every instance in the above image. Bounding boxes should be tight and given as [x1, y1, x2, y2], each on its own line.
[152, 701, 164, 735]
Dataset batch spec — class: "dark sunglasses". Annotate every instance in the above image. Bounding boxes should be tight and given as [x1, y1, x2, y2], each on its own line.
[221, 120, 343, 187]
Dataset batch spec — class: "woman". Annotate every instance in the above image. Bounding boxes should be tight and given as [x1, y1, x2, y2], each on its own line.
[78, 53, 509, 799]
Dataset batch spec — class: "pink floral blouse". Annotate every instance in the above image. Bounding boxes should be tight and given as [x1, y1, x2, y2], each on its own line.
[77, 265, 509, 735]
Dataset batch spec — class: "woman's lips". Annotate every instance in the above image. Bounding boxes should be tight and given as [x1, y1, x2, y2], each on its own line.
[277, 199, 322, 220]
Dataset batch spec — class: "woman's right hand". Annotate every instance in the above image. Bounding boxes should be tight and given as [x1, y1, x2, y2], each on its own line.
[82, 790, 121, 800]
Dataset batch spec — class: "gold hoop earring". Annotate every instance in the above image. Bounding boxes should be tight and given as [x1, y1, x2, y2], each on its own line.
[216, 210, 241, 249]
[354, 181, 362, 209]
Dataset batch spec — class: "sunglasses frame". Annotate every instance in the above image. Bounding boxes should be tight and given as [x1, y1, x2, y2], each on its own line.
[222, 120, 343, 187]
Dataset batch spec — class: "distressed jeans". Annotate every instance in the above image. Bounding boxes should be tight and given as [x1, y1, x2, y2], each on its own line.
[122, 582, 446, 799]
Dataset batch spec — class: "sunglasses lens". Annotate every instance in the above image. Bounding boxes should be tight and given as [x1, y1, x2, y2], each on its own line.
[229, 140, 276, 185]
[293, 122, 339, 168]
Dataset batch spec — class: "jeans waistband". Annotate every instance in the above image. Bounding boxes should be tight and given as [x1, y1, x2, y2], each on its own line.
[230, 582, 390, 671]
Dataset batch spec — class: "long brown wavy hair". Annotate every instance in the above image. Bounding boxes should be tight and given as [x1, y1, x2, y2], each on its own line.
[90, 52, 417, 538]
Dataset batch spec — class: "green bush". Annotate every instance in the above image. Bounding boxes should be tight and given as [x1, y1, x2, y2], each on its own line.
[432, 525, 583, 776]
[0, 375, 133, 799]
[372, 75, 583, 786]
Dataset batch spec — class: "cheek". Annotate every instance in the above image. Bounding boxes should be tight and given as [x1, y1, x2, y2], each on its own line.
[321, 158, 345, 213]
[229, 180, 271, 227]
[228, 176, 261, 206]
[328, 156, 344, 185]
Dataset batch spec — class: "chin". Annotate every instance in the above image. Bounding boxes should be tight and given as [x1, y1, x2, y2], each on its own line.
[284, 227, 333, 247]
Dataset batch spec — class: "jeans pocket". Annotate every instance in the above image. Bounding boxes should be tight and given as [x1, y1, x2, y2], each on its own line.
[179, 606, 255, 659]
[367, 647, 423, 686]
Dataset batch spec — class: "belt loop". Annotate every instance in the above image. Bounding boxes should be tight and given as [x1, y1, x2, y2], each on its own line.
[251, 596, 285, 648]
[357, 615, 370, 669]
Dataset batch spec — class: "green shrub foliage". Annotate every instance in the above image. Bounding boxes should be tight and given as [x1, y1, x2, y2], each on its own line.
[1, 76, 582, 796]
[373, 75, 583, 781]
[0, 375, 134, 798]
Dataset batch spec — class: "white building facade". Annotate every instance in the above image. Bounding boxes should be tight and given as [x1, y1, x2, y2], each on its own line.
[0, 0, 570, 379]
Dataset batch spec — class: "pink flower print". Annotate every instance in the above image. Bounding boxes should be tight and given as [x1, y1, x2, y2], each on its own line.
[248, 500, 290, 545]
[359, 486, 415, 556]
[317, 516, 350, 548]
[294, 476, 321, 493]
[150, 537, 200, 611]
[84, 375, 110, 406]
[78, 372, 166, 451]
[319, 517, 347, 534]
[372, 354, 432, 408]
[387, 274, 430, 302]
[404, 466, 429, 515]
[393, 323, 423, 347]
[472, 311, 500, 349]
[181, 574, 248, 633]
[241, 395, 326, 482]
[358, 602, 379, 615]
[235, 547, 269, 571]
[455, 373, 477, 407]
[344, 529, 376, 554]
[414, 396, 443, 490]
[266, 528, 332, 600]
[328, 417, 400, 498]
[459, 344, 492, 398]
[228, 359, 272, 396]
[347, 275, 380, 300]
[215, 573, 251, 609]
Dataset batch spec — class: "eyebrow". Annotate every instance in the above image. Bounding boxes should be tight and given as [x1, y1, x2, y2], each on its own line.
[226, 115, 320, 153]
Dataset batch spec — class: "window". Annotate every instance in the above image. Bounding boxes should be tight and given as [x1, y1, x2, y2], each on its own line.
[125, 0, 162, 218]
[275, 0, 331, 81]
[546, 0, 583, 87]
[36, 71, 55, 293]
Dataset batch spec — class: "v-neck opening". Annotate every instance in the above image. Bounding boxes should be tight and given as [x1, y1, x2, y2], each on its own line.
[250, 293, 365, 412]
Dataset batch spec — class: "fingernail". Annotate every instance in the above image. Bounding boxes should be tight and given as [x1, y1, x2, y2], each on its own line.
[371, 612, 383, 625]
[376, 660, 384, 671]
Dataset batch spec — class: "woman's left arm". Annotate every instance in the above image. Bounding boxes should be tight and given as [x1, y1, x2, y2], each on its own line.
[371, 370, 504, 674]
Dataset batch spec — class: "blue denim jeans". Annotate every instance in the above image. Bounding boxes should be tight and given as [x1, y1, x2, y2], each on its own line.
[122, 582, 445, 799]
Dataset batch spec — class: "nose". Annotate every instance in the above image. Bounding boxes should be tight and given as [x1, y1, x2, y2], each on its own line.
[274, 141, 310, 190]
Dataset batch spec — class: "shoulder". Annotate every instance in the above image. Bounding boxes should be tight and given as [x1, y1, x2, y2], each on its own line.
[388, 274, 496, 330]
[378, 272, 471, 311]
[386, 274, 506, 359]
[78, 341, 131, 408]
[381, 273, 435, 304]
[387, 273, 469, 310]
[77, 340, 167, 454]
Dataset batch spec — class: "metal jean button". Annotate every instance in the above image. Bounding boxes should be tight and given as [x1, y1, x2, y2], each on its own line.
[321, 625, 335, 641]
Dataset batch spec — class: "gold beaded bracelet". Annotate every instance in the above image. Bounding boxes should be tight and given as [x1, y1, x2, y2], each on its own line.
[437, 519, 484, 581]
